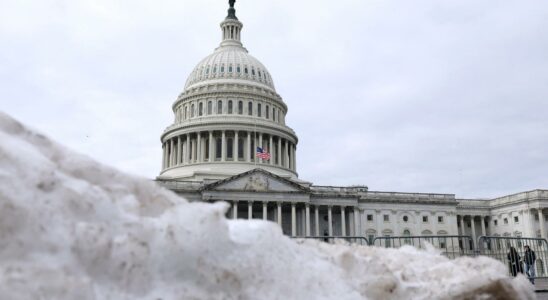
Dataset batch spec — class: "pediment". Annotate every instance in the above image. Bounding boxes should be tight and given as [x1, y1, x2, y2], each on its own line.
[201, 169, 308, 193]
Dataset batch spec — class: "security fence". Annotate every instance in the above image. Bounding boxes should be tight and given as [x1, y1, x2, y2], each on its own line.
[477, 236, 548, 279]
[372, 235, 475, 259]
[291, 236, 369, 245]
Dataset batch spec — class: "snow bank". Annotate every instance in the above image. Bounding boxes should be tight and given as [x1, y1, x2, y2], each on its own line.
[0, 111, 535, 300]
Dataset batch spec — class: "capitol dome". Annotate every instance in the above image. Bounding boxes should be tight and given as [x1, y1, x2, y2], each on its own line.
[158, 1, 298, 182]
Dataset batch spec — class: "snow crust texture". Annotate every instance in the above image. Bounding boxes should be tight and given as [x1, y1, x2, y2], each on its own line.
[0, 111, 536, 300]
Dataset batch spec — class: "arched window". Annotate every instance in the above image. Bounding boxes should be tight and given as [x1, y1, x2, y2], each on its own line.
[220, 65, 225, 73]
[266, 105, 270, 119]
[272, 107, 276, 121]
[227, 137, 233, 159]
[213, 65, 217, 74]
[217, 101, 223, 114]
[198, 102, 203, 116]
[403, 215, 409, 222]
[258, 103, 262, 117]
[237, 65, 241, 73]
[238, 101, 243, 114]
[215, 137, 222, 159]
[251, 68, 255, 76]
[228, 65, 233, 73]
[184, 106, 187, 120]
[248, 102, 253, 115]
[403, 230, 411, 245]
[207, 101, 212, 115]
[277, 110, 281, 123]
[191, 104, 195, 117]
[244, 67, 248, 74]
[228, 100, 233, 114]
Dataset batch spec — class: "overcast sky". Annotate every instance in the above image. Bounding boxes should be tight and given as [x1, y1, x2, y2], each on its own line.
[1, 0, 547, 198]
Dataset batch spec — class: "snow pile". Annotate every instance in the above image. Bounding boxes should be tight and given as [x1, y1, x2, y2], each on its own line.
[0, 111, 535, 300]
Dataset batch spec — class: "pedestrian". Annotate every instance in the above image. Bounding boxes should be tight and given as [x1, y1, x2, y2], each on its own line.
[507, 246, 523, 277]
[524, 245, 536, 284]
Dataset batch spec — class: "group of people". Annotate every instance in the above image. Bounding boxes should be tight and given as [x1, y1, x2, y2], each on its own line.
[507, 245, 536, 284]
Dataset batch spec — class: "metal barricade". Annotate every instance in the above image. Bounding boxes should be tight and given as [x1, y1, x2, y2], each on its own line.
[291, 236, 370, 245]
[372, 235, 475, 259]
[477, 236, 548, 279]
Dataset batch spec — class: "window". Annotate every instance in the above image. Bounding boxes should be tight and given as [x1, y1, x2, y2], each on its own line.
[184, 106, 188, 120]
[266, 105, 270, 119]
[504, 218, 508, 224]
[258, 103, 262, 117]
[244, 67, 248, 74]
[228, 65, 233, 73]
[403, 216, 408, 222]
[383, 215, 389, 222]
[228, 100, 233, 114]
[367, 214, 373, 221]
[238, 101, 243, 114]
[198, 102, 203, 116]
[213, 65, 217, 73]
[423, 216, 428, 223]
[227, 138, 233, 159]
[248, 102, 253, 115]
[221, 65, 225, 73]
[237, 65, 241, 73]
[494, 220, 498, 226]
[514, 216, 519, 223]
[438, 216, 444, 223]
[238, 138, 244, 159]
[251, 68, 255, 75]
[535, 214, 539, 221]
[207, 101, 212, 115]
[206, 66, 209, 74]
[191, 104, 195, 117]
[273, 108, 276, 122]
[205, 139, 209, 160]
[217, 101, 223, 114]
[403, 230, 411, 244]
[215, 138, 222, 159]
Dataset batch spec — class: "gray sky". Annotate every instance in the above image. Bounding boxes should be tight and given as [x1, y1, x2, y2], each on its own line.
[1, 0, 547, 198]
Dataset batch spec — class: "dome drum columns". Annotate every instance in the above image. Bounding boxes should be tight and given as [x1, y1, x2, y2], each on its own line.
[161, 129, 297, 174]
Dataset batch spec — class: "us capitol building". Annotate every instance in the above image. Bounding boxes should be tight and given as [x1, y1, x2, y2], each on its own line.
[156, 1, 548, 247]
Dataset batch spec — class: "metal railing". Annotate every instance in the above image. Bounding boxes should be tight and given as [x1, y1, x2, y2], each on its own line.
[291, 236, 370, 245]
[477, 236, 548, 280]
[372, 235, 475, 259]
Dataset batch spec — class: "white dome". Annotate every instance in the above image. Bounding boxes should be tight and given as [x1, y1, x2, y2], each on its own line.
[184, 46, 275, 91]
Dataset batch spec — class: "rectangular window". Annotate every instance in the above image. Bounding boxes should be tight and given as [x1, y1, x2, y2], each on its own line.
[438, 216, 443, 223]
[514, 216, 519, 223]
[383, 215, 389, 222]
[248, 102, 253, 115]
[215, 138, 222, 159]
[367, 214, 373, 221]
[238, 138, 244, 159]
[504, 218, 508, 224]
[423, 216, 428, 223]
[238, 101, 243, 114]
[494, 220, 498, 226]
[227, 138, 233, 159]
[266, 105, 270, 119]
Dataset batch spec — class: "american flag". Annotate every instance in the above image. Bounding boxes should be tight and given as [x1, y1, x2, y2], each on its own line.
[256, 147, 271, 160]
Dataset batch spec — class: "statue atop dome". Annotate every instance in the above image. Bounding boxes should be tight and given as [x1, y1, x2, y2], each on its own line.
[227, 0, 238, 20]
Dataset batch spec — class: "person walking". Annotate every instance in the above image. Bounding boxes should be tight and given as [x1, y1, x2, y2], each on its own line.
[524, 245, 536, 284]
[507, 246, 523, 277]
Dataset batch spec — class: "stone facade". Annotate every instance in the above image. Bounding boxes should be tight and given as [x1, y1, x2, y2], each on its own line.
[156, 2, 547, 243]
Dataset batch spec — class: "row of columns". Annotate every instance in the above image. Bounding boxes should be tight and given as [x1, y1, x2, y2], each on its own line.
[228, 201, 360, 237]
[458, 215, 488, 249]
[162, 130, 296, 171]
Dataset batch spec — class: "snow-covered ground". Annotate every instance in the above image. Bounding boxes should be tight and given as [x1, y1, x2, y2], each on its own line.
[0, 111, 535, 299]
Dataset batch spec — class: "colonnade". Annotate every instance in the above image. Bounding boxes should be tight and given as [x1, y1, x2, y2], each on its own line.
[162, 130, 296, 171]
[227, 201, 361, 238]
[457, 215, 489, 249]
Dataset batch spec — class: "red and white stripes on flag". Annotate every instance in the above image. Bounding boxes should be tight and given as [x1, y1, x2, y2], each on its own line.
[256, 147, 271, 160]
